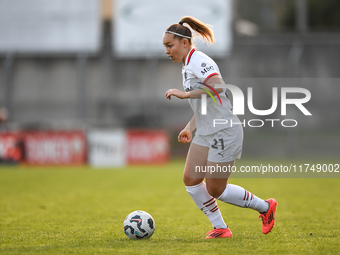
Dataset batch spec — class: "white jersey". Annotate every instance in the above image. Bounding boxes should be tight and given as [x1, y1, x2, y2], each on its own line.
[182, 48, 240, 135]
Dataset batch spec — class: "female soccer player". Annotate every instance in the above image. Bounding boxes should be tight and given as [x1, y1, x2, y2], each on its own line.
[164, 16, 277, 239]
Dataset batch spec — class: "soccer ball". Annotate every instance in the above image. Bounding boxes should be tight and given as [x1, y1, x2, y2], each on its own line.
[123, 210, 155, 239]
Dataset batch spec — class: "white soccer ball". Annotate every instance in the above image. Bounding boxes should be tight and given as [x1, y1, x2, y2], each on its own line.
[123, 210, 155, 239]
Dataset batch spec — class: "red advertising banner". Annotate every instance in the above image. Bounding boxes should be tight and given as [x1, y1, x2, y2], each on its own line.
[127, 130, 170, 164]
[0, 132, 23, 163]
[23, 131, 87, 165]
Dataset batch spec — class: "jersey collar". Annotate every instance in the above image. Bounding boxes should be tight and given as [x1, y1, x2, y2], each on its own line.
[184, 48, 195, 66]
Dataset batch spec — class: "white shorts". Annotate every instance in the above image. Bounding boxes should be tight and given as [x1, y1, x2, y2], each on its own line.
[192, 125, 243, 163]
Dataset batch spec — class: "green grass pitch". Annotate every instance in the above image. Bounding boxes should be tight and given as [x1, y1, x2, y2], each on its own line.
[0, 159, 339, 254]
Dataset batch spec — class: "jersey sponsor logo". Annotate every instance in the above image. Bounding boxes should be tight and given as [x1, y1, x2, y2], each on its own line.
[201, 66, 214, 75]
[185, 86, 194, 92]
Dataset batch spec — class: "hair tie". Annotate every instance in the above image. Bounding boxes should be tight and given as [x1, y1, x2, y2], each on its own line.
[179, 22, 183, 25]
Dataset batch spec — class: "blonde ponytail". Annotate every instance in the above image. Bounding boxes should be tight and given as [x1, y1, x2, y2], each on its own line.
[165, 16, 215, 45]
[180, 16, 215, 45]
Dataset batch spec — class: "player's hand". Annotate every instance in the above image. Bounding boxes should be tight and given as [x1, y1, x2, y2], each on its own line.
[178, 128, 191, 143]
[165, 89, 189, 100]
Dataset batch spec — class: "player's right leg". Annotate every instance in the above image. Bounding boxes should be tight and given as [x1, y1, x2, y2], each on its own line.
[183, 142, 230, 237]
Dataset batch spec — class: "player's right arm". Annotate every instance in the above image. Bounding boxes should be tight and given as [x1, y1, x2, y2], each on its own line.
[178, 115, 196, 143]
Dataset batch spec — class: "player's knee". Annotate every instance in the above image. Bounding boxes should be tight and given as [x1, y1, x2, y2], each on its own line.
[206, 184, 225, 198]
[183, 171, 204, 187]
[183, 173, 191, 186]
[183, 171, 195, 186]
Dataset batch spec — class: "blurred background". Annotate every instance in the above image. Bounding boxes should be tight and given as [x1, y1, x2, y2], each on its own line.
[0, 0, 339, 166]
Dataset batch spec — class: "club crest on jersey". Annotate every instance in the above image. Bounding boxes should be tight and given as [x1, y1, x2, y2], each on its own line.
[201, 66, 214, 75]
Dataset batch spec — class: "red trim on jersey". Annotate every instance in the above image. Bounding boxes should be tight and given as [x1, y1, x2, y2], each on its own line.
[186, 48, 195, 65]
[203, 72, 219, 83]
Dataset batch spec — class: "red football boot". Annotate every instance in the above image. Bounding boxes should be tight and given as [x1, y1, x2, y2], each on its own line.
[259, 198, 278, 234]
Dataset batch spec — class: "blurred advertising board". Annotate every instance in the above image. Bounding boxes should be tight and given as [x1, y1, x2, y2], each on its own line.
[88, 129, 170, 167]
[0, 0, 101, 54]
[113, 0, 232, 58]
[0, 132, 23, 164]
[0, 129, 170, 167]
[87, 130, 127, 167]
[127, 130, 170, 165]
[23, 131, 87, 165]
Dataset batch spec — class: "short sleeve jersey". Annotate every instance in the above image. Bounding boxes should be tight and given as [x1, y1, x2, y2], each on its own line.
[182, 48, 240, 135]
